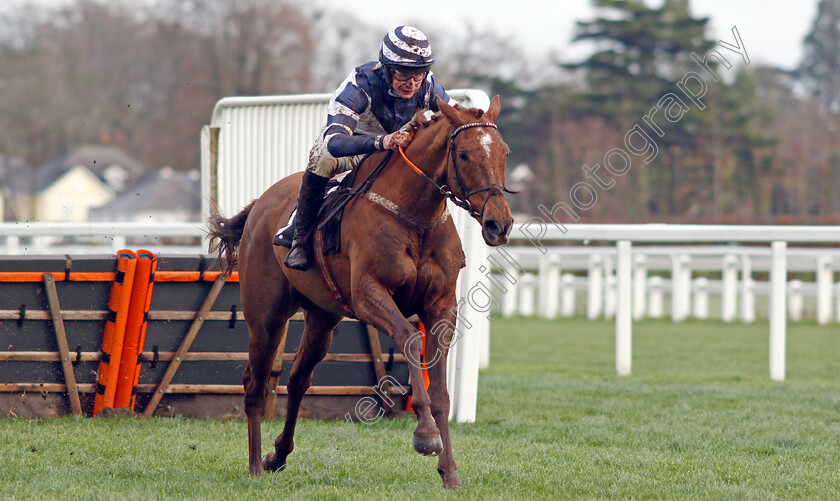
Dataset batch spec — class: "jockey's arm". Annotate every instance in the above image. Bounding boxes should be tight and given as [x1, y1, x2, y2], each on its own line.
[322, 77, 382, 157]
[324, 109, 411, 155]
[322, 70, 453, 157]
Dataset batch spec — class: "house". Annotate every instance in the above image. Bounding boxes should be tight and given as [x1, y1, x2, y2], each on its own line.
[2, 145, 147, 222]
[89, 167, 201, 223]
[5, 163, 114, 222]
[62, 144, 146, 193]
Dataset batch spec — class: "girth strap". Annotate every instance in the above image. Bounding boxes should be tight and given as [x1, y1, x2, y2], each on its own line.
[314, 228, 355, 318]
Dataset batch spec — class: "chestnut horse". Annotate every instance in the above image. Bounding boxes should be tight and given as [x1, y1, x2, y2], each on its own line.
[208, 95, 513, 489]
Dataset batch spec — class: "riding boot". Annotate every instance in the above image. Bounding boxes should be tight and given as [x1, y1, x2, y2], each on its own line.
[281, 171, 330, 271]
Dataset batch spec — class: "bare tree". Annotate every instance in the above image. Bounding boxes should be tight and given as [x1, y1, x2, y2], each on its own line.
[0, 1, 150, 164]
[0, 0, 317, 171]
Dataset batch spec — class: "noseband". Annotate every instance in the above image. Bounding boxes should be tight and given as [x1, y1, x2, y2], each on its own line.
[399, 121, 517, 222]
[445, 122, 517, 221]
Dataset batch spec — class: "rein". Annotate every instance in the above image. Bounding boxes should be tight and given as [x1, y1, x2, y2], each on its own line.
[312, 150, 394, 319]
[316, 150, 394, 233]
[399, 121, 517, 222]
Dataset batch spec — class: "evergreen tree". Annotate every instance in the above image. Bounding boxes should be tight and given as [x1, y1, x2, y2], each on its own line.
[565, 0, 716, 217]
[798, 0, 840, 115]
[566, 0, 714, 124]
[699, 67, 777, 218]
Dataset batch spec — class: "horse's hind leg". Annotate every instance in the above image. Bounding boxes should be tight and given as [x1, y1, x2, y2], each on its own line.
[421, 299, 463, 489]
[240, 233, 299, 475]
[262, 306, 342, 472]
[243, 306, 292, 475]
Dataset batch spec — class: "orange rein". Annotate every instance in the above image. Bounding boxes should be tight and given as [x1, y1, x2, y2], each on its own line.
[398, 145, 426, 177]
[397, 127, 426, 177]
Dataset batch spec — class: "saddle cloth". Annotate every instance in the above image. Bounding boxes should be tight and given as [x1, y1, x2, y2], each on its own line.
[274, 171, 353, 255]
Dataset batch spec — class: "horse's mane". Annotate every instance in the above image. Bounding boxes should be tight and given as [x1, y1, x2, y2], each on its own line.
[417, 111, 442, 128]
[413, 105, 484, 134]
[416, 105, 483, 126]
[461, 106, 484, 119]
[412, 111, 445, 138]
[403, 105, 488, 152]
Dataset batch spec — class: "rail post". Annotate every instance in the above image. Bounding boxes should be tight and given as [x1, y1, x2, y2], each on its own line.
[616, 240, 632, 376]
[769, 241, 787, 381]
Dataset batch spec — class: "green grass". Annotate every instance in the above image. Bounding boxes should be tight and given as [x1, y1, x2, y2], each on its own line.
[2, 317, 839, 500]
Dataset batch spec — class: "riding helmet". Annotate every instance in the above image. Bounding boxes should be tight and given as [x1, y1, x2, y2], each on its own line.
[378, 25, 434, 70]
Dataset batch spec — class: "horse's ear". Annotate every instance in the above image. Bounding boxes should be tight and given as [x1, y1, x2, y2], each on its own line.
[483, 95, 501, 122]
[437, 95, 462, 125]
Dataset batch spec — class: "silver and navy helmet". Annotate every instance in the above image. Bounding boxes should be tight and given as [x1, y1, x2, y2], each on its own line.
[378, 25, 434, 70]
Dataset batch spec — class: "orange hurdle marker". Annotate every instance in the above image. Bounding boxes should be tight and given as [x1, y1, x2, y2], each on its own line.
[114, 250, 157, 409]
[405, 322, 431, 412]
[93, 250, 137, 416]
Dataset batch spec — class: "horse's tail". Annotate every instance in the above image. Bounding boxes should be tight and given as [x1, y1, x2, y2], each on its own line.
[207, 200, 255, 276]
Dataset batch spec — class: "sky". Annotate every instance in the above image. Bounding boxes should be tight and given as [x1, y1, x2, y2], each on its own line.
[317, 0, 820, 71]
[14, 0, 821, 71]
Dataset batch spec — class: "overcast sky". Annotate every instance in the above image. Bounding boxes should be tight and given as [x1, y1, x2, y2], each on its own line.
[14, 0, 821, 71]
[316, 0, 820, 70]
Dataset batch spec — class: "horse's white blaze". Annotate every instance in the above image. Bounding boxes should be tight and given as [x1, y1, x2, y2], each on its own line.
[479, 131, 493, 157]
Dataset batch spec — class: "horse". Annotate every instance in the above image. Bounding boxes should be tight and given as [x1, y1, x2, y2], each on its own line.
[208, 95, 514, 489]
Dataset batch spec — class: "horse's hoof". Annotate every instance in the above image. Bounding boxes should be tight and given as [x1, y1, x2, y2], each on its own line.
[443, 478, 463, 490]
[412, 433, 443, 456]
[262, 452, 283, 472]
[439, 468, 462, 488]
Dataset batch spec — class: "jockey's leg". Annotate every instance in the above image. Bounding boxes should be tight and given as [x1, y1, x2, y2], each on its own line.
[281, 170, 329, 270]
[280, 140, 363, 270]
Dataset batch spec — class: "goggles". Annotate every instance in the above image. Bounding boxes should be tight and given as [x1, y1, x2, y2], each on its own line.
[390, 69, 428, 83]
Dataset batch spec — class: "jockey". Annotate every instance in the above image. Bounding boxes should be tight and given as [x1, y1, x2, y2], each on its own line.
[281, 25, 455, 271]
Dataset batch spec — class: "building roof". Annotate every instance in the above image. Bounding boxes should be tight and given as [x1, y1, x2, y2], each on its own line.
[3, 145, 147, 195]
[89, 167, 201, 221]
[3, 161, 66, 194]
[0, 154, 27, 179]
[63, 144, 146, 182]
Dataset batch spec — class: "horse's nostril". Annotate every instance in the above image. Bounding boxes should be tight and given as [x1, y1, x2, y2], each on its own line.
[484, 219, 502, 237]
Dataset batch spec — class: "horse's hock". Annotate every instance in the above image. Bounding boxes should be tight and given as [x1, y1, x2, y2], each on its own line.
[0, 253, 414, 419]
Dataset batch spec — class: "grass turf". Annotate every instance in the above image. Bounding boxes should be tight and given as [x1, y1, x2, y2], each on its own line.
[1, 317, 838, 500]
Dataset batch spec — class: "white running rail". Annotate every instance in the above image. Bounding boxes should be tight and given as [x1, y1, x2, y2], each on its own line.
[0, 222, 206, 254]
[505, 222, 840, 381]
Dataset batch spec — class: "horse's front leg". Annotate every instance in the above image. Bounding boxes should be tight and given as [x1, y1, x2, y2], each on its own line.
[420, 296, 463, 489]
[353, 277, 442, 456]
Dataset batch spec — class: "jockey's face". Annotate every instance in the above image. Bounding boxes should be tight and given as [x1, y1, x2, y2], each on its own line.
[390, 69, 426, 99]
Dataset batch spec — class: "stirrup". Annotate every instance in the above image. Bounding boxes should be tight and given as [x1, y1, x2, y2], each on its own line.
[284, 243, 311, 270]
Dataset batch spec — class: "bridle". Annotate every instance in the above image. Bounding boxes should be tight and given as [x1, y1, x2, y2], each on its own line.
[399, 121, 517, 222]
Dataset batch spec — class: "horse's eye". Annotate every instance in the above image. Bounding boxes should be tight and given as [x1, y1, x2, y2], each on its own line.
[458, 151, 468, 162]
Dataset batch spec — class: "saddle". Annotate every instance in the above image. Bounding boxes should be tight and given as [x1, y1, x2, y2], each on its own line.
[275, 149, 394, 252]
[276, 152, 394, 318]
[274, 171, 354, 255]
